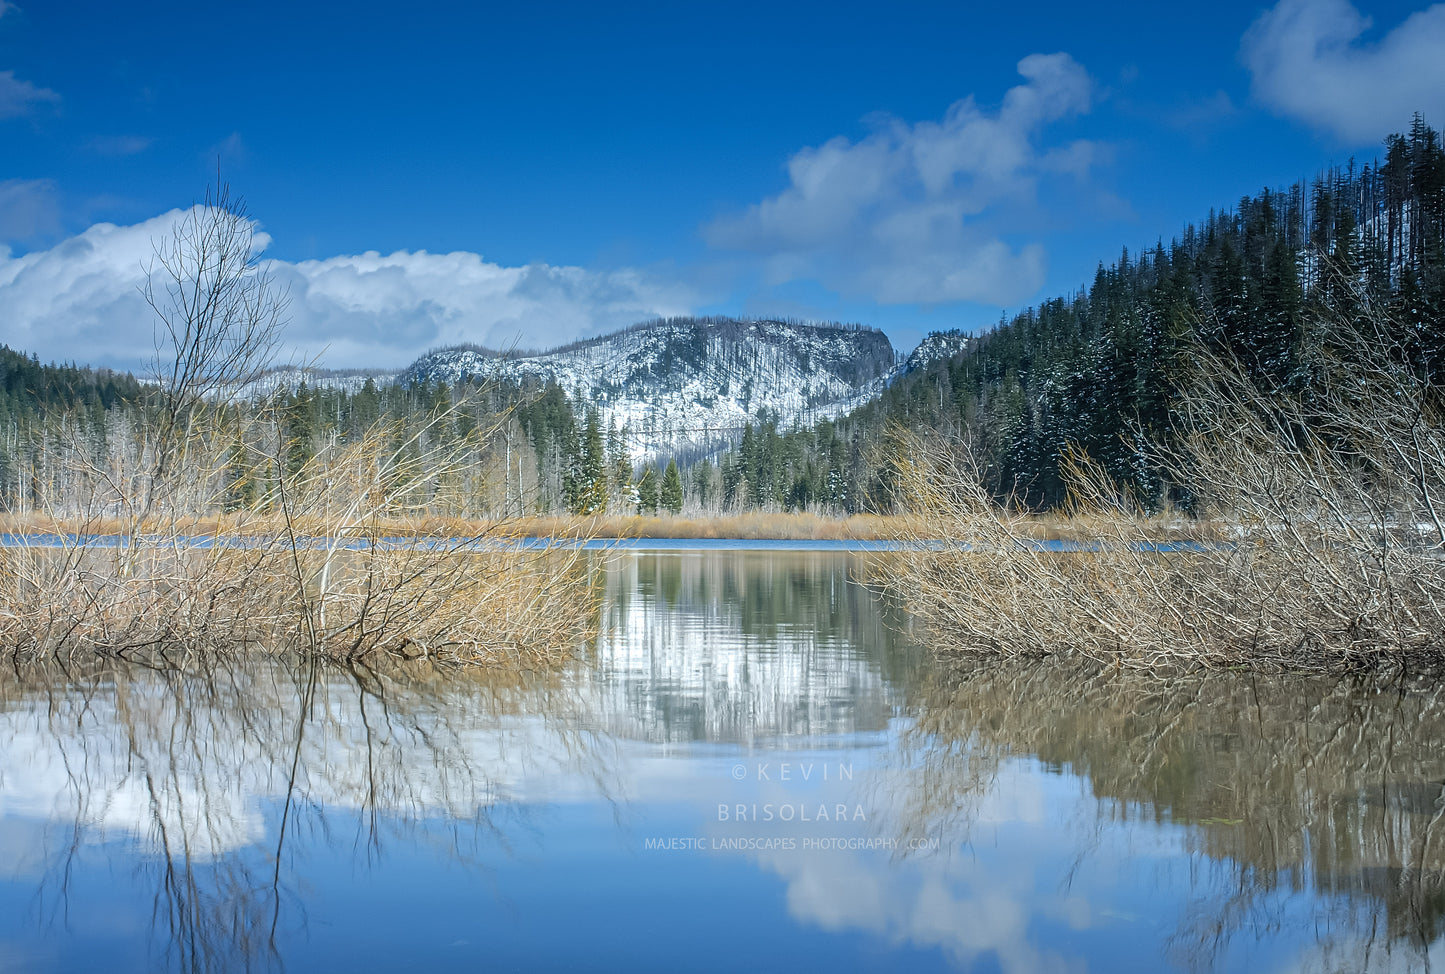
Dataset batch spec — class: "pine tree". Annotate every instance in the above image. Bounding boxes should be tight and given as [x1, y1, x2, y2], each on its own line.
[608, 421, 633, 509]
[573, 409, 608, 514]
[636, 465, 659, 515]
[693, 457, 715, 509]
[286, 384, 315, 479]
[661, 458, 683, 514]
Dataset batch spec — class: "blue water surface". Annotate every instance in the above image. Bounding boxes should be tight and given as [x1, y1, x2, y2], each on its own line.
[0, 550, 1427, 973]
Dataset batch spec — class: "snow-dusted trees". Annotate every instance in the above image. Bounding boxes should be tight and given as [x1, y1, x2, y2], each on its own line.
[781, 118, 1445, 513]
[563, 409, 608, 515]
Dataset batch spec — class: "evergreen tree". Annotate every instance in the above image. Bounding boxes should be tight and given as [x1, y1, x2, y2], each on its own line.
[661, 458, 684, 514]
[636, 465, 659, 515]
[572, 408, 608, 514]
[285, 383, 315, 479]
[693, 457, 715, 508]
[608, 421, 633, 509]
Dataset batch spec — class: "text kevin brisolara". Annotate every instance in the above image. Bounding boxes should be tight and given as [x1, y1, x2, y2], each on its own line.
[643, 836, 906, 852]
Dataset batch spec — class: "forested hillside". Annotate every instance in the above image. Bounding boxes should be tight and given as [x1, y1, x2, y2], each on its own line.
[0, 317, 884, 518]
[703, 115, 1445, 513]
[0, 345, 141, 417]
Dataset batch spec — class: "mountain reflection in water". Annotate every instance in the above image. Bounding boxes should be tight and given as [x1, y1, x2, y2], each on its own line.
[0, 550, 1442, 973]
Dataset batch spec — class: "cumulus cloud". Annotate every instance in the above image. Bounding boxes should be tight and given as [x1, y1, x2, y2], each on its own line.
[0, 209, 695, 370]
[273, 249, 694, 366]
[704, 53, 1097, 306]
[1241, 0, 1445, 143]
[0, 68, 59, 119]
[0, 178, 61, 243]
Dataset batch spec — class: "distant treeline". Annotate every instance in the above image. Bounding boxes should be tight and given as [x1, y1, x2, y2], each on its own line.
[0, 344, 141, 416]
[0, 358, 689, 518]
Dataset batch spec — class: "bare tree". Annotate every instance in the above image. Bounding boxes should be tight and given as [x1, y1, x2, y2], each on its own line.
[136, 176, 289, 524]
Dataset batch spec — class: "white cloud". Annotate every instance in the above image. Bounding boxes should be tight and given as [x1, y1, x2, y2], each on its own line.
[0, 68, 58, 119]
[0, 178, 60, 243]
[1241, 0, 1445, 143]
[0, 209, 695, 370]
[704, 53, 1097, 307]
[273, 249, 694, 366]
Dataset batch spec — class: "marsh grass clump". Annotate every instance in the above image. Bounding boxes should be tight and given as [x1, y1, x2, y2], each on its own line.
[886, 305, 1445, 674]
[0, 407, 601, 666]
[0, 180, 599, 667]
[0, 529, 597, 667]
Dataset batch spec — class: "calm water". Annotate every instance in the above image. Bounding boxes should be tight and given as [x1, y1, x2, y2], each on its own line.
[2, 551, 1443, 972]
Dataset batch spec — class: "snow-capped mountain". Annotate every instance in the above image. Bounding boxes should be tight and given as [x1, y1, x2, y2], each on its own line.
[241, 316, 909, 461]
[407, 317, 897, 460]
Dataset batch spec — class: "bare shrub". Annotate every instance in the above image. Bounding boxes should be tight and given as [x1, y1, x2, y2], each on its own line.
[885, 304, 1445, 673]
[0, 402, 600, 665]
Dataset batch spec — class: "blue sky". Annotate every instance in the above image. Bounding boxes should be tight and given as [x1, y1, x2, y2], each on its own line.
[3, 0, 1444, 368]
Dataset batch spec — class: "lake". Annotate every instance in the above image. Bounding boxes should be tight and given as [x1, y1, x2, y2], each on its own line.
[1, 550, 1442, 972]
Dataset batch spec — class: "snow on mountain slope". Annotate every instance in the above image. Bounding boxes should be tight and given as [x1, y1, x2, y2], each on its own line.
[408, 317, 897, 460]
[239, 366, 398, 397]
[903, 330, 972, 372]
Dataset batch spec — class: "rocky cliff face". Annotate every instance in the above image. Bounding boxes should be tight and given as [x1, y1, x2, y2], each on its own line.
[406, 317, 898, 460]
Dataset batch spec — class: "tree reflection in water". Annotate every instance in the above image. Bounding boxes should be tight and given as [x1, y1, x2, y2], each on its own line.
[892, 660, 1445, 971]
[0, 656, 613, 973]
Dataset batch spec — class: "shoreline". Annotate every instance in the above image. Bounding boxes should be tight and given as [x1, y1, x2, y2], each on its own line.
[0, 511, 1231, 543]
[0, 512, 904, 542]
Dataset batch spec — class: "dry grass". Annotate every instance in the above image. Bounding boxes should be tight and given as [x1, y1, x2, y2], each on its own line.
[884, 307, 1445, 675]
[0, 414, 602, 667]
[0, 511, 900, 542]
[0, 536, 597, 667]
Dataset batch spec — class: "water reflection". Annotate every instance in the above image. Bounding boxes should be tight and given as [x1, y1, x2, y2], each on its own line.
[589, 551, 921, 742]
[0, 552, 1443, 972]
[893, 662, 1445, 971]
[0, 659, 611, 972]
